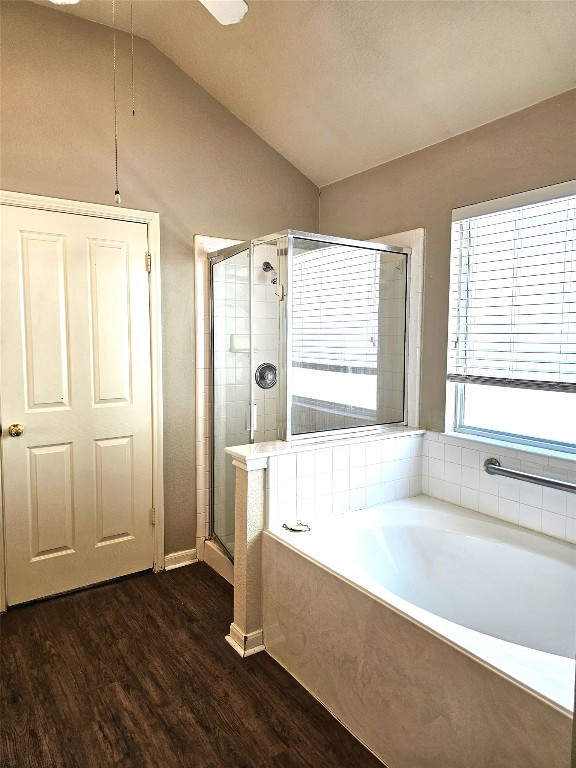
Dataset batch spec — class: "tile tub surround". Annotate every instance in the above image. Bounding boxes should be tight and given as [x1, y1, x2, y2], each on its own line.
[228, 430, 574, 764]
[230, 423, 575, 547]
[262, 531, 573, 768]
[225, 427, 424, 657]
[423, 431, 576, 543]
[265, 430, 424, 530]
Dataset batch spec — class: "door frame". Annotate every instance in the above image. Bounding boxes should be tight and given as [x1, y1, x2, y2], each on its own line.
[0, 190, 165, 611]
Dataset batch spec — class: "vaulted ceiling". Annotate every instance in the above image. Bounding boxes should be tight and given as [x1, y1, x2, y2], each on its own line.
[30, 0, 576, 186]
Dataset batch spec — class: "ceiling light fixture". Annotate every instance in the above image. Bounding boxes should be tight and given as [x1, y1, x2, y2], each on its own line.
[198, 0, 248, 26]
[48, 0, 80, 4]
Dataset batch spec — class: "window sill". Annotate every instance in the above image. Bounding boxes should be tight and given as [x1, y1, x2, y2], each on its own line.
[441, 429, 576, 464]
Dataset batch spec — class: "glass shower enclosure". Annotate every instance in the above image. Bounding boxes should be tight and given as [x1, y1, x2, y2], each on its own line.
[209, 231, 410, 559]
[211, 246, 250, 558]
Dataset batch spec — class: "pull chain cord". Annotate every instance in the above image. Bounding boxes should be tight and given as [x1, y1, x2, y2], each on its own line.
[113, 0, 121, 205]
[131, 1, 135, 117]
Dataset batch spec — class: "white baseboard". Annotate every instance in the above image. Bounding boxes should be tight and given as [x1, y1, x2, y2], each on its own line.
[225, 623, 265, 657]
[204, 539, 234, 585]
[164, 548, 198, 571]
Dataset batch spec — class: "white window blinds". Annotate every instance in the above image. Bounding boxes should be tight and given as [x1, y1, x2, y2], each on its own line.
[448, 185, 576, 392]
[292, 245, 382, 372]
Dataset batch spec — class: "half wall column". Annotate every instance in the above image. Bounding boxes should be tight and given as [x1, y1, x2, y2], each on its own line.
[225, 452, 267, 657]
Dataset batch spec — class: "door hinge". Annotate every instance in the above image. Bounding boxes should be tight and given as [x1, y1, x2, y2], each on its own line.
[146, 253, 152, 272]
[150, 507, 156, 526]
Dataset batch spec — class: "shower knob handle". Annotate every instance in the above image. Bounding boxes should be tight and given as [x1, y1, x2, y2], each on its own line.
[255, 363, 277, 389]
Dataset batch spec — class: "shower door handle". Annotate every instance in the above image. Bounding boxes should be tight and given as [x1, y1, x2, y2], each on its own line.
[245, 403, 257, 432]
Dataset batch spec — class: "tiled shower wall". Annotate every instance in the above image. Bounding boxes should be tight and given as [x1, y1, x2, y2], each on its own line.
[211, 246, 280, 549]
[195, 235, 238, 558]
[253, 243, 280, 444]
[212, 257, 250, 549]
[196, 236, 281, 555]
[423, 431, 576, 544]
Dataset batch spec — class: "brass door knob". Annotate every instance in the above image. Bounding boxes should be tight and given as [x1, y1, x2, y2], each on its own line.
[7, 424, 24, 437]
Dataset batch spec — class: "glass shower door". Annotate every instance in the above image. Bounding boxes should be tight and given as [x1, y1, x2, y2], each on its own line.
[211, 248, 252, 559]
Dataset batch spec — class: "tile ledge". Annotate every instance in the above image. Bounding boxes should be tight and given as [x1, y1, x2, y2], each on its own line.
[225, 427, 425, 462]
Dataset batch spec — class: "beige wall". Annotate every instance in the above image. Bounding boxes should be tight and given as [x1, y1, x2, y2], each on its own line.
[0, 1, 319, 554]
[3, 1, 574, 555]
[319, 90, 576, 431]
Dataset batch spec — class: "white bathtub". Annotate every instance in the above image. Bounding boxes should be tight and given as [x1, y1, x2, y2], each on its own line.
[263, 495, 575, 767]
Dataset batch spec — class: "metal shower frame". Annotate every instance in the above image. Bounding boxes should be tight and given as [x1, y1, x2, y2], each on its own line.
[209, 229, 411, 443]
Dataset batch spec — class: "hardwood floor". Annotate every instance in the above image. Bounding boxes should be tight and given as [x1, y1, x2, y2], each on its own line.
[0, 562, 386, 768]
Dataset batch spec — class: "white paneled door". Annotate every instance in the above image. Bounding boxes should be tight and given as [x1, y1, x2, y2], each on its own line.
[1, 206, 154, 605]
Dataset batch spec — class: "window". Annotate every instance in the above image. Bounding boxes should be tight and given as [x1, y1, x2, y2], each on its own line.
[447, 181, 576, 452]
[290, 237, 407, 434]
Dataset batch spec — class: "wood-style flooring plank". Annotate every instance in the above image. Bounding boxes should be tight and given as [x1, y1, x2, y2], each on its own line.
[0, 563, 385, 768]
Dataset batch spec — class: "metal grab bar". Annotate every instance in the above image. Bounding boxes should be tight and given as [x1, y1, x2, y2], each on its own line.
[484, 458, 576, 494]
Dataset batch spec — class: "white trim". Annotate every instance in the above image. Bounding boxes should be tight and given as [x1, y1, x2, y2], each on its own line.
[445, 378, 458, 435]
[0, 190, 159, 224]
[147, 213, 165, 573]
[225, 624, 265, 657]
[438, 425, 576, 463]
[452, 179, 576, 222]
[0, 191, 165, 612]
[164, 548, 198, 571]
[0, 452, 5, 611]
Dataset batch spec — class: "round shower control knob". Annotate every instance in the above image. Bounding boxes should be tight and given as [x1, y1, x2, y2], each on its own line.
[255, 363, 277, 389]
[8, 423, 24, 437]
